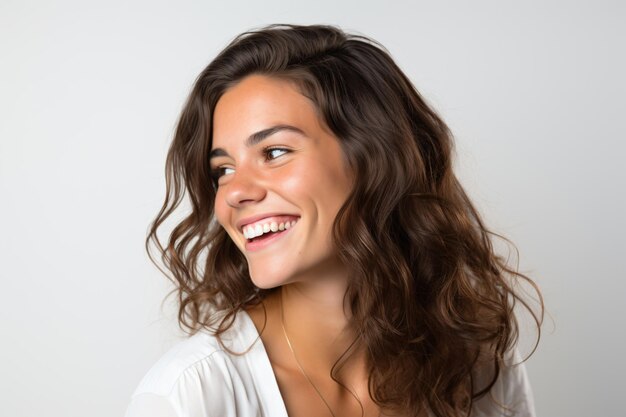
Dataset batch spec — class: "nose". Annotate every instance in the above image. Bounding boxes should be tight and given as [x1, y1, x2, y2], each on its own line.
[223, 166, 267, 208]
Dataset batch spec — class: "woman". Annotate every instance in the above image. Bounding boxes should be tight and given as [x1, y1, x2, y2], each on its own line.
[126, 24, 543, 417]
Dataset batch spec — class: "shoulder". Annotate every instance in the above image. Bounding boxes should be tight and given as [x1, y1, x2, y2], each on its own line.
[130, 329, 230, 397]
[125, 312, 263, 417]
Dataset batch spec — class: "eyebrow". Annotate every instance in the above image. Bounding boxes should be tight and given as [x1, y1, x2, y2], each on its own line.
[209, 124, 305, 160]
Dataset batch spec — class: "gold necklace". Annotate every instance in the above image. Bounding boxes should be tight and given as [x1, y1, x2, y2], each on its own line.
[279, 290, 365, 417]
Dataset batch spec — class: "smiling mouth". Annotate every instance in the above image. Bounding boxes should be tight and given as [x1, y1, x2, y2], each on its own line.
[243, 218, 299, 250]
[242, 218, 299, 241]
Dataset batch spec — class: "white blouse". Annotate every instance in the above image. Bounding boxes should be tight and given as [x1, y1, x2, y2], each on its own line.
[125, 312, 536, 417]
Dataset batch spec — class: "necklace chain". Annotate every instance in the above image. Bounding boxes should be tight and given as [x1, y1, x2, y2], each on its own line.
[279, 290, 382, 417]
[280, 290, 339, 417]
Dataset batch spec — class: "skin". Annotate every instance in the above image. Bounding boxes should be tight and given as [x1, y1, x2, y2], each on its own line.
[211, 74, 353, 292]
[210, 75, 382, 417]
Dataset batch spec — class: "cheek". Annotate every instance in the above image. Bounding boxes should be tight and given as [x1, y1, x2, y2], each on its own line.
[213, 191, 246, 249]
[316, 161, 352, 209]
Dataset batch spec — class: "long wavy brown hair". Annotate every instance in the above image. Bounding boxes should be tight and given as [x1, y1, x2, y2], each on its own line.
[147, 24, 543, 417]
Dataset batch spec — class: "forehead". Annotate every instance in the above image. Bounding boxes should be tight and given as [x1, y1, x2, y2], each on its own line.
[211, 75, 322, 148]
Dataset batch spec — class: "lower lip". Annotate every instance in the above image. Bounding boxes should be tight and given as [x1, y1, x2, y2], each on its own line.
[244, 224, 296, 252]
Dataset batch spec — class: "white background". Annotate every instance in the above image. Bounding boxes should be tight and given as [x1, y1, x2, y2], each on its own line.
[1, 1, 624, 416]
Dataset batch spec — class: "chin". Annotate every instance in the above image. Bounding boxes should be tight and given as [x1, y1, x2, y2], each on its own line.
[245, 257, 296, 289]
[247, 267, 290, 290]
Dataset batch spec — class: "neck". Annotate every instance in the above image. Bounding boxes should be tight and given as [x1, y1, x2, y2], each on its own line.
[279, 280, 361, 375]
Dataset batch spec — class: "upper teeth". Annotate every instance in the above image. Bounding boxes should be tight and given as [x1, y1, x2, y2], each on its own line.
[243, 219, 298, 239]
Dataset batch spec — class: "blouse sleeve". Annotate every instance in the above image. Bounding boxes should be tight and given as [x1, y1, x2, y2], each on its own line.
[124, 352, 242, 417]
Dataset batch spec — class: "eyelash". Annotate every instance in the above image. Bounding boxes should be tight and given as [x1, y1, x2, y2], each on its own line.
[264, 147, 289, 161]
[210, 146, 290, 183]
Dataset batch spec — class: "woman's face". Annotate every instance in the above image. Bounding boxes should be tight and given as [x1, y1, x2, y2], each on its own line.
[210, 75, 353, 289]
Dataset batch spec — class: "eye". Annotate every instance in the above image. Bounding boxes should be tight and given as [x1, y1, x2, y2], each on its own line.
[210, 166, 234, 183]
[264, 147, 290, 160]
